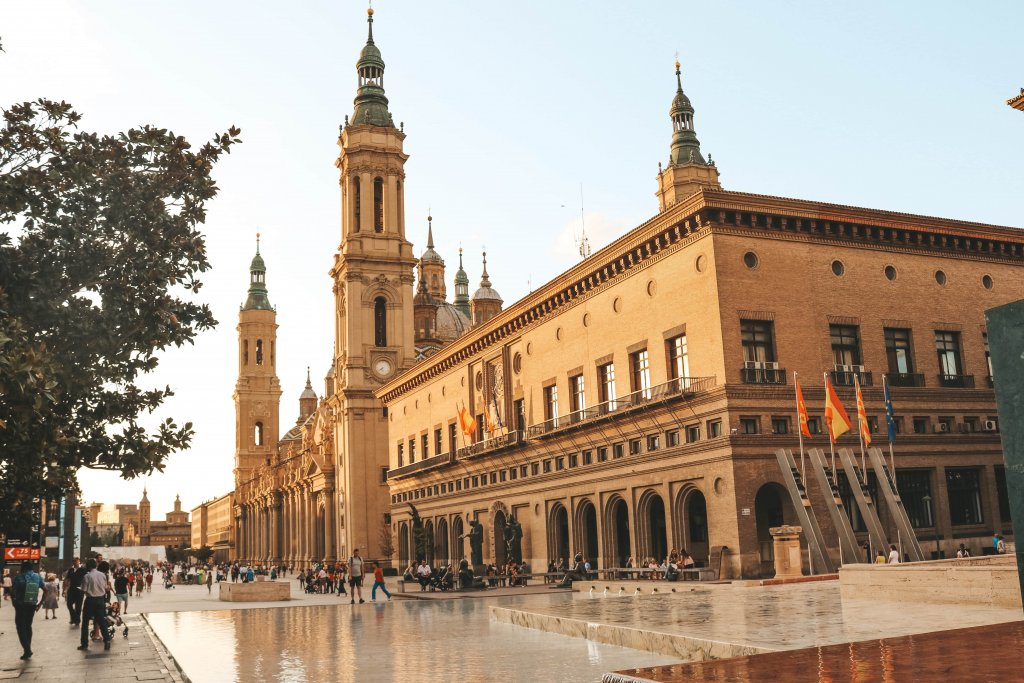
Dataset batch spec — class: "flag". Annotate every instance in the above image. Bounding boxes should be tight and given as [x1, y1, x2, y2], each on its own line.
[855, 374, 871, 448]
[795, 378, 812, 438]
[824, 376, 852, 444]
[883, 376, 897, 444]
[457, 404, 476, 439]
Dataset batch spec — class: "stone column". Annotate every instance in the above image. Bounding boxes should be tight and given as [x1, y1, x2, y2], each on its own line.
[769, 525, 804, 579]
[305, 488, 315, 564]
[325, 488, 337, 564]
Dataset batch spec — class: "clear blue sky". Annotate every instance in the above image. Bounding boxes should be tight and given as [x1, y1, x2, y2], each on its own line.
[3, 0, 1022, 516]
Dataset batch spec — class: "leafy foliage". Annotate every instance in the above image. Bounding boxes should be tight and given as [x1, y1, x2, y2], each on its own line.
[0, 98, 240, 535]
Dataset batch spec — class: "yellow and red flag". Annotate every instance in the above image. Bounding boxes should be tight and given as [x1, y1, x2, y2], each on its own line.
[855, 375, 871, 447]
[824, 376, 852, 444]
[457, 404, 476, 439]
[795, 378, 812, 438]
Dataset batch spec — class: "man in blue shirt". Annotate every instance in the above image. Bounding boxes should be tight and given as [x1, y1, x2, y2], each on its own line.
[11, 561, 44, 660]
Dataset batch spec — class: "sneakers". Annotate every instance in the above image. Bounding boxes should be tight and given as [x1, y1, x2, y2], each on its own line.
[350, 599, 355, 604]
[77, 645, 89, 651]
[359, 599, 365, 603]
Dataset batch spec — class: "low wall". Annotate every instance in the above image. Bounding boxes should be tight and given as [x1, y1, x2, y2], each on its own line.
[840, 556, 1021, 609]
[219, 580, 291, 602]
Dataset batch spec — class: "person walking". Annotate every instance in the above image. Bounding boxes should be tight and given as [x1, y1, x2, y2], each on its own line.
[348, 549, 365, 604]
[63, 557, 86, 626]
[206, 569, 213, 595]
[113, 570, 129, 614]
[41, 573, 59, 619]
[12, 561, 44, 660]
[79, 558, 112, 651]
[370, 562, 392, 601]
[887, 544, 901, 564]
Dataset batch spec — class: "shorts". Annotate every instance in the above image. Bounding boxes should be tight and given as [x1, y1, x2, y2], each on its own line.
[349, 575, 363, 587]
[115, 593, 128, 602]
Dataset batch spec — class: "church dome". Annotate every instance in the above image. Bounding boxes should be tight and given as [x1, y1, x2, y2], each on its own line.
[471, 285, 503, 302]
[435, 302, 471, 340]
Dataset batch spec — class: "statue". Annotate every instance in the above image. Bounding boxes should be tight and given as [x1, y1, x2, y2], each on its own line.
[504, 516, 523, 564]
[459, 519, 484, 568]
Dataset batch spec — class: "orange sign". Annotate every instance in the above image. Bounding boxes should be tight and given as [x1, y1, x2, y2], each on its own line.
[3, 547, 41, 561]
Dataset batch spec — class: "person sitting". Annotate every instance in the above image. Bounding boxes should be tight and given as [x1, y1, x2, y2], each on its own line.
[403, 563, 416, 583]
[665, 561, 680, 582]
[557, 553, 586, 588]
[457, 560, 485, 590]
[105, 601, 128, 639]
[415, 560, 433, 591]
[680, 549, 695, 580]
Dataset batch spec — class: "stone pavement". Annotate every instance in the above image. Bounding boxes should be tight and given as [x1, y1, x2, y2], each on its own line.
[0, 602, 181, 682]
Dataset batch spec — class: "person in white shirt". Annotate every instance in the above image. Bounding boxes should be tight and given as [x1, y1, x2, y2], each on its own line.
[416, 560, 433, 591]
[887, 544, 900, 564]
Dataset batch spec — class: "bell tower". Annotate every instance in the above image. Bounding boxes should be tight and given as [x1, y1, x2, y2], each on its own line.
[328, 6, 417, 561]
[234, 235, 282, 489]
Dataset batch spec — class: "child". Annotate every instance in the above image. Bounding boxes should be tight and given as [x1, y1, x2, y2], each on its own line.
[370, 561, 392, 601]
[106, 601, 129, 639]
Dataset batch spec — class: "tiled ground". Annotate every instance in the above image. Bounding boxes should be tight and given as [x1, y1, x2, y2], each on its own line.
[604, 620, 1024, 683]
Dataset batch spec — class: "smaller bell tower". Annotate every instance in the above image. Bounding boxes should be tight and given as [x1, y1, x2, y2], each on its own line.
[233, 234, 282, 488]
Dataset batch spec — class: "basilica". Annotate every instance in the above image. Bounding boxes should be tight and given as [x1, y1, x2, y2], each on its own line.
[224, 7, 1022, 577]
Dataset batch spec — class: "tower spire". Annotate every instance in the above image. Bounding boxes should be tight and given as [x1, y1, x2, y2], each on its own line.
[243, 232, 272, 310]
[453, 247, 471, 317]
[426, 211, 434, 249]
[479, 251, 491, 288]
[351, 5, 394, 127]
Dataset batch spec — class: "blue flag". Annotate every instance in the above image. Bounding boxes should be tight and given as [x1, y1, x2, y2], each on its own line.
[883, 376, 896, 444]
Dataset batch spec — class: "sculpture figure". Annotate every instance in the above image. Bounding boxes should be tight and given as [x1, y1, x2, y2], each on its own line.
[504, 516, 523, 564]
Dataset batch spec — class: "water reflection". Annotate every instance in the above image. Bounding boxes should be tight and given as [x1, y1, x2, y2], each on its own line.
[148, 593, 676, 682]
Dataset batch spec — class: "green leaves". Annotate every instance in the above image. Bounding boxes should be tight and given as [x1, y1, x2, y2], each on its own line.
[0, 98, 240, 535]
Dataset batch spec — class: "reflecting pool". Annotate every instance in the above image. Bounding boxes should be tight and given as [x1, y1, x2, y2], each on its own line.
[147, 593, 677, 682]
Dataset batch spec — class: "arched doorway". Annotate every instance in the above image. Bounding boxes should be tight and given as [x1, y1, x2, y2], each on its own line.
[398, 522, 409, 569]
[675, 488, 710, 564]
[493, 510, 507, 567]
[607, 498, 631, 567]
[436, 518, 450, 567]
[549, 504, 570, 568]
[755, 483, 791, 576]
[575, 500, 599, 569]
[641, 493, 668, 563]
[451, 516, 464, 563]
[423, 520, 435, 565]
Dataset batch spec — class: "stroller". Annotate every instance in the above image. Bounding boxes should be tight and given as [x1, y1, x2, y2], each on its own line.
[106, 602, 129, 639]
[431, 564, 454, 591]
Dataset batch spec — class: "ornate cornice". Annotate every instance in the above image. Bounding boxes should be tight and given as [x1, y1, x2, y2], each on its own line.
[378, 189, 1023, 403]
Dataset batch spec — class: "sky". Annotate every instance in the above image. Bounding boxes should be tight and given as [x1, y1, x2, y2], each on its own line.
[3, 0, 1022, 518]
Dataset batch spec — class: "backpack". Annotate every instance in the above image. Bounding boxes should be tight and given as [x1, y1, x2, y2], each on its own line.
[20, 576, 40, 605]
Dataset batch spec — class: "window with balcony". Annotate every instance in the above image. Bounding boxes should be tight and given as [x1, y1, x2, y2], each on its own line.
[630, 350, 652, 399]
[569, 374, 586, 416]
[936, 331, 972, 387]
[740, 319, 783, 383]
[421, 433, 429, 459]
[544, 385, 559, 424]
[598, 362, 617, 410]
[408, 438, 416, 463]
[830, 324, 868, 385]
[667, 334, 689, 381]
[397, 443, 404, 468]
[884, 328, 922, 387]
[435, 428, 443, 455]
[946, 467, 983, 525]
[448, 423, 458, 454]
[513, 399, 525, 434]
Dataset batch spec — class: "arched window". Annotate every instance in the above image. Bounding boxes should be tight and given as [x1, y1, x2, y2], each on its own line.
[254, 421, 264, 446]
[353, 176, 361, 232]
[255, 339, 264, 366]
[373, 177, 384, 233]
[374, 297, 387, 347]
[431, 274, 438, 290]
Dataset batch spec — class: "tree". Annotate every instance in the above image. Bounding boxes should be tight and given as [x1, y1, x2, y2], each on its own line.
[0, 98, 240, 535]
[193, 545, 213, 564]
[88, 531, 101, 548]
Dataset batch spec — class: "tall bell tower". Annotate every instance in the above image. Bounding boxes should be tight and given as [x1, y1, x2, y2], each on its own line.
[328, 6, 417, 560]
[234, 235, 282, 489]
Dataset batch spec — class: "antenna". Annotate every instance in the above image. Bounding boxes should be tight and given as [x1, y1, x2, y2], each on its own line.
[575, 183, 591, 260]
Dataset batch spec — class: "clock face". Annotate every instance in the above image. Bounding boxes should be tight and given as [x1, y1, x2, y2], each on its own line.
[374, 357, 393, 378]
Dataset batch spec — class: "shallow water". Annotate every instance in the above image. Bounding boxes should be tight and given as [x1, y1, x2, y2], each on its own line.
[147, 593, 676, 682]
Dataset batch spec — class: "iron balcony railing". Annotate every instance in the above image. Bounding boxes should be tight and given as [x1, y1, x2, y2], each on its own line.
[387, 451, 452, 480]
[740, 366, 787, 385]
[938, 374, 975, 389]
[457, 430, 523, 460]
[887, 372, 925, 388]
[830, 370, 873, 387]
[526, 376, 716, 438]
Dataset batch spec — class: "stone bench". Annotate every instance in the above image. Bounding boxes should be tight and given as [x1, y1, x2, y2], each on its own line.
[219, 580, 291, 602]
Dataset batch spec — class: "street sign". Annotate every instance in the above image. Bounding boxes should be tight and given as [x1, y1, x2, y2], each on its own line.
[3, 546, 41, 561]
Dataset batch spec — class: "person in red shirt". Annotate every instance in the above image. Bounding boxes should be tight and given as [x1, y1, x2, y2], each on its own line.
[370, 562, 391, 602]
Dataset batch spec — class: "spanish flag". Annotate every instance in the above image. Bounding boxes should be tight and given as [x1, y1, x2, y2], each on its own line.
[795, 378, 812, 438]
[855, 374, 871, 448]
[457, 404, 476, 439]
[824, 376, 852, 444]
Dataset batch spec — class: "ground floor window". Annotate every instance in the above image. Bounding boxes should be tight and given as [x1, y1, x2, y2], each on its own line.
[946, 467, 983, 526]
[896, 469, 934, 528]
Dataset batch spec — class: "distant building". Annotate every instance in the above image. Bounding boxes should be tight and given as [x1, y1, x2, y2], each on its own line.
[191, 492, 234, 561]
[121, 489, 191, 548]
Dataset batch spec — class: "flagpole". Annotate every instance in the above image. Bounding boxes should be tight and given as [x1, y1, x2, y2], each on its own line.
[795, 371, 805, 478]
